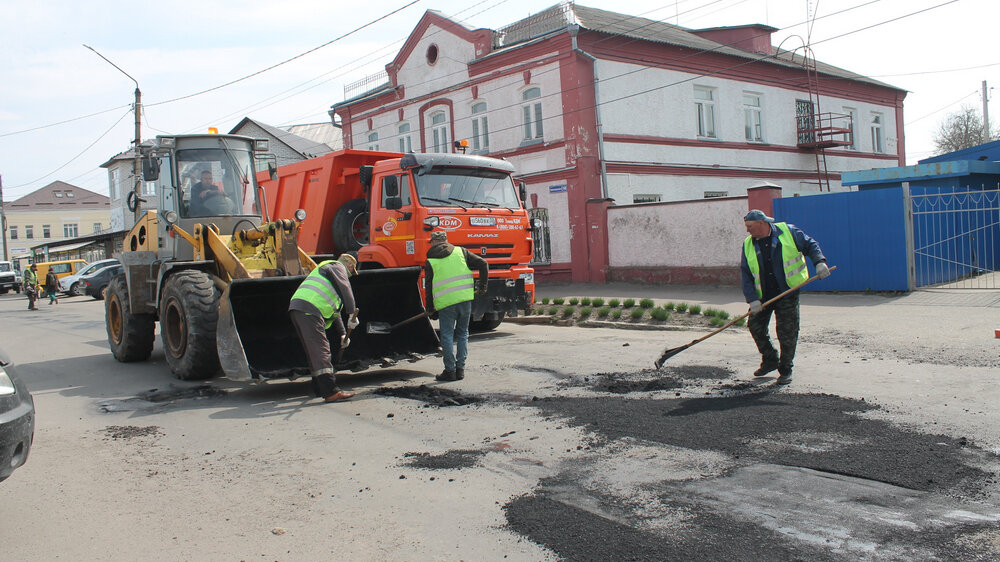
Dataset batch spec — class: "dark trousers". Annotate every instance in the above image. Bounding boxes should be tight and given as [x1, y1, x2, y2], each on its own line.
[26, 286, 37, 310]
[748, 292, 799, 375]
[289, 310, 339, 398]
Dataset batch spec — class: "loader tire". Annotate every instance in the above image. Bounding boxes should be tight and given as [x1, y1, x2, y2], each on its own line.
[160, 270, 221, 380]
[332, 198, 369, 253]
[106, 273, 155, 362]
[470, 311, 505, 332]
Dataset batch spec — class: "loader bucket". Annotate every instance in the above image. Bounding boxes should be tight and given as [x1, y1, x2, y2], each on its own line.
[217, 266, 440, 381]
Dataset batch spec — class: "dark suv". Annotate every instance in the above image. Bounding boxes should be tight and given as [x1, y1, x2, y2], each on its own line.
[0, 347, 34, 482]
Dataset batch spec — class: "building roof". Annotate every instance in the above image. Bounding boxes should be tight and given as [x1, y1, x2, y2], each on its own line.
[919, 139, 1000, 164]
[285, 122, 343, 151]
[230, 118, 335, 158]
[7, 181, 110, 210]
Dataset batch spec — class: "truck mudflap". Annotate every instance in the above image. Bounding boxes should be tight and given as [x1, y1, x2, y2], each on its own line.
[472, 277, 528, 320]
[217, 266, 439, 380]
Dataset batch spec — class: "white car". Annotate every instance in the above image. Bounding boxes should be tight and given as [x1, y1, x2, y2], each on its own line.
[59, 259, 120, 296]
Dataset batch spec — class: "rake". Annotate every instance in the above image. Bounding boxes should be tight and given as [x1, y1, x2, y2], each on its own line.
[653, 266, 836, 369]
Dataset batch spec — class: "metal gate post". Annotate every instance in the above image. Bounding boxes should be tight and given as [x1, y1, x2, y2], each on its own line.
[902, 182, 916, 291]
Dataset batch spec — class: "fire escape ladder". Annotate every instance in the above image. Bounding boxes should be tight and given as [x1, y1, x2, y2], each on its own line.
[802, 46, 832, 191]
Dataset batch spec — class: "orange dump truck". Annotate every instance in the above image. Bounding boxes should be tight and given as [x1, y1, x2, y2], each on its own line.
[258, 150, 536, 330]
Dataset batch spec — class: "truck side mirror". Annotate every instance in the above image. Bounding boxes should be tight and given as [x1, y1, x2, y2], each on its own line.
[518, 181, 527, 206]
[142, 157, 160, 181]
[359, 165, 374, 189]
[385, 197, 403, 211]
[383, 175, 399, 197]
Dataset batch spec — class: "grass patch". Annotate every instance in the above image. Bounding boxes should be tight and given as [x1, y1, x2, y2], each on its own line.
[580, 297, 592, 306]
[541, 297, 550, 305]
[569, 297, 580, 306]
[630, 307, 645, 320]
[561, 307, 575, 318]
[591, 297, 604, 307]
[622, 298, 636, 308]
[611, 309, 623, 320]
[675, 303, 689, 313]
[688, 304, 702, 315]
[651, 307, 670, 321]
[703, 308, 730, 320]
[664, 302, 675, 311]
[578, 307, 592, 319]
[709, 316, 727, 327]
[639, 298, 655, 309]
[547, 306, 558, 315]
[734, 317, 746, 327]
[596, 306, 610, 318]
[608, 298, 620, 308]
[553, 297, 565, 305]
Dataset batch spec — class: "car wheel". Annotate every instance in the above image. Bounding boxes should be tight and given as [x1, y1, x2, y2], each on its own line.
[70, 283, 84, 297]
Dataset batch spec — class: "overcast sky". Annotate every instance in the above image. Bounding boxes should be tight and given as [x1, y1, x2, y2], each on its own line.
[0, 0, 994, 200]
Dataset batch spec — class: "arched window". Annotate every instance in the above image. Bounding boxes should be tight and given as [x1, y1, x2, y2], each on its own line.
[522, 87, 543, 141]
[471, 102, 489, 152]
[398, 122, 412, 153]
[367, 131, 379, 151]
[430, 111, 448, 153]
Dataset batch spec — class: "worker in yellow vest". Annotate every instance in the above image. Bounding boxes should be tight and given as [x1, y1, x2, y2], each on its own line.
[424, 230, 488, 382]
[288, 253, 360, 402]
[741, 209, 830, 385]
[23, 264, 39, 311]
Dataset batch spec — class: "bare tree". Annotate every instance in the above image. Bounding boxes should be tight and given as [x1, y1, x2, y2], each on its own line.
[933, 105, 996, 155]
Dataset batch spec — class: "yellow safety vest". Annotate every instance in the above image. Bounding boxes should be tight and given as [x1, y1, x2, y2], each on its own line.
[290, 260, 343, 329]
[744, 222, 808, 298]
[428, 247, 474, 310]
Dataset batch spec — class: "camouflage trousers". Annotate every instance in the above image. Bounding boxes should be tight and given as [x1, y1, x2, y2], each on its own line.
[747, 292, 799, 376]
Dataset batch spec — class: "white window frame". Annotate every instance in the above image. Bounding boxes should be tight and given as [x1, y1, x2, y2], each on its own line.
[870, 112, 884, 153]
[143, 181, 157, 196]
[521, 87, 543, 141]
[430, 112, 448, 153]
[367, 132, 379, 152]
[110, 168, 120, 200]
[42, 225, 51, 239]
[471, 102, 490, 152]
[742, 92, 763, 142]
[93, 223, 103, 233]
[25, 225, 34, 239]
[9, 226, 17, 240]
[695, 86, 717, 139]
[63, 223, 78, 238]
[842, 107, 858, 150]
[398, 122, 413, 153]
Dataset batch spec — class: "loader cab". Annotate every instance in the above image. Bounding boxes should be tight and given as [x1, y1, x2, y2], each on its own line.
[146, 134, 266, 261]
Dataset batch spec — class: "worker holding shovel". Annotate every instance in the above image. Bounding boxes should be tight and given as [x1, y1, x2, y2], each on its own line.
[288, 253, 360, 402]
[741, 209, 830, 385]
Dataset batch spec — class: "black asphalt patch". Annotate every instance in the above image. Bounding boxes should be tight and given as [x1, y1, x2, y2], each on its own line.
[374, 384, 483, 407]
[581, 365, 734, 394]
[401, 449, 486, 470]
[527, 393, 991, 494]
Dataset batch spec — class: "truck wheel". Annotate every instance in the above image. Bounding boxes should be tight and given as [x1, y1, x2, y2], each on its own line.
[0, 288, 6, 295]
[470, 311, 505, 332]
[332, 198, 369, 252]
[160, 270, 221, 380]
[106, 273, 155, 362]
[70, 282, 84, 297]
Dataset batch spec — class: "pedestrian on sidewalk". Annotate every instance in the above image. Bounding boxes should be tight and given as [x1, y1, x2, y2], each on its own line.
[288, 253, 359, 403]
[740, 209, 830, 385]
[23, 264, 39, 311]
[424, 230, 488, 382]
[45, 269, 60, 305]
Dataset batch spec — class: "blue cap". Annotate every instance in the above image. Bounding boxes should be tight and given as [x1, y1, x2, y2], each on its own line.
[744, 209, 773, 222]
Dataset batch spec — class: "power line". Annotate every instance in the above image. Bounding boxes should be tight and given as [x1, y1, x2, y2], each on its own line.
[0, 104, 130, 139]
[870, 60, 1000, 78]
[905, 90, 979, 126]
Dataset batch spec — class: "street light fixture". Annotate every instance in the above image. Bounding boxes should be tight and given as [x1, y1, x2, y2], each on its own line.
[84, 44, 143, 224]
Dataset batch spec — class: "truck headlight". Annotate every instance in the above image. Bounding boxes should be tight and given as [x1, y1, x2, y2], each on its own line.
[294, 209, 307, 221]
[519, 272, 534, 284]
[423, 216, 440, 228]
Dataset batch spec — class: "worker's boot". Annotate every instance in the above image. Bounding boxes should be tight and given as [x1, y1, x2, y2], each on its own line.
[455, 368, 464, 380]
[753, 358, 779, 377]
[435, 369, 457, 382]
[775, 368, 793, 385]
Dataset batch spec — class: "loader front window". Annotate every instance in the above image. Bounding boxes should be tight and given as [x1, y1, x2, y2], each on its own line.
[414, 167, 520, 209]
[176, 147, 257, 218]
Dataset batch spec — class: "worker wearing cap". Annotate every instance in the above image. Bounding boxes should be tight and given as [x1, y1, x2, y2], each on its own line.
[741, 209, 830, 385]
[23, 264, 39, 311]
[424, 230, 489, 381]
[288, 253, 360, 402]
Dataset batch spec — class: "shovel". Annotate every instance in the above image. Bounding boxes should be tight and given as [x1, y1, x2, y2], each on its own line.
[366, 310, 431, 335]
[335, 308, 360, 363]
[654, 266, 836, 369]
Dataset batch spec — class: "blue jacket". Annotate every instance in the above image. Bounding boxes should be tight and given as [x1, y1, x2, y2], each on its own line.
[740, 222, 826, 303]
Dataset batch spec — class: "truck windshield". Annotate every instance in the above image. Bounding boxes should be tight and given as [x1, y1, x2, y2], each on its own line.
[0, 263, 10, 272]
[176, 147, 257, 218]
[415, 167, 520, 209]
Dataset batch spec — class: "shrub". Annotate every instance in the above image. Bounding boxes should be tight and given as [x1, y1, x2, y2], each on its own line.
[611, 309, 623, 320]
[709, 316, 726, 327]
[664, 302, 675, 311]
[688, 304, 701, 315]
[630, 307, 645, 320]
[561, 307, 575, 318]
[715, 310, 730, 320]
[597, 306, 611, 318]
[553, 297, 565, 305]
[569, 297, 580, 306]
[580, 297, 592, 306]
[578, 307, 592, 318]
[591, 297, 604, 307]
[547, 306, 559, 316]
[651, 307, 670, 321]
[541, 297, 550, 305]
[608, 298, 621, 308]
[639, 298, 655, 309]
[675, 303, 689, 313]
[735, 317, 746, 327]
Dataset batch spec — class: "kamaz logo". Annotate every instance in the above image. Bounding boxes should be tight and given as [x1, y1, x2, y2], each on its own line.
[468, 233, 498, 238]
[439, 216, 462, 230]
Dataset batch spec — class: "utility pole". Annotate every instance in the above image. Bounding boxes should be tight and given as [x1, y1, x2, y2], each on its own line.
[983, 80, 991, 140]
[0, 174, 8, 261]
[84, 44, 143, 225]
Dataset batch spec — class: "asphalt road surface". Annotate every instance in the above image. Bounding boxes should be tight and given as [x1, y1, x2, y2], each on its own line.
[0, 286, 998, 560]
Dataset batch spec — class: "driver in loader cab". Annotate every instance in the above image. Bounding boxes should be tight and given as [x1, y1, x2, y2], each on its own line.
[288, 253, 361, 402]
[189, 169, 235, 216]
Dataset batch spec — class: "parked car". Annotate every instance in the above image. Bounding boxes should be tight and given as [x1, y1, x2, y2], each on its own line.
[59, 259, 120, 296]
[0, 347, 34, 483]
[82, 264, 124, 300]
[0, 261, 21, 294]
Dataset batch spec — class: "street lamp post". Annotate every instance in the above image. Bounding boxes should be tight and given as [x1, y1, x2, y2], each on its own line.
[84, 44, 143, 225]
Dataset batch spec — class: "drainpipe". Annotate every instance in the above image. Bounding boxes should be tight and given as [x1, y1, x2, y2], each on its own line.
[570, 25, 608, 199]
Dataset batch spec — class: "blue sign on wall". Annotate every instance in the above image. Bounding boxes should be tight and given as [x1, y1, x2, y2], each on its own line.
[549, 184, 567, 193]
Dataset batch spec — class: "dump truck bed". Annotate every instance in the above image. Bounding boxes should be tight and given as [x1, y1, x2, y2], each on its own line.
[217, 266, 439, 380]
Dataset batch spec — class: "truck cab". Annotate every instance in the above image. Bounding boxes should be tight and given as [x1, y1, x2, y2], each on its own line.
[0, 261, 21, 294]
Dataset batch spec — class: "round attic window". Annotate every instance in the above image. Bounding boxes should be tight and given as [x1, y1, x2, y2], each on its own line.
[426, 44, 439, 65]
